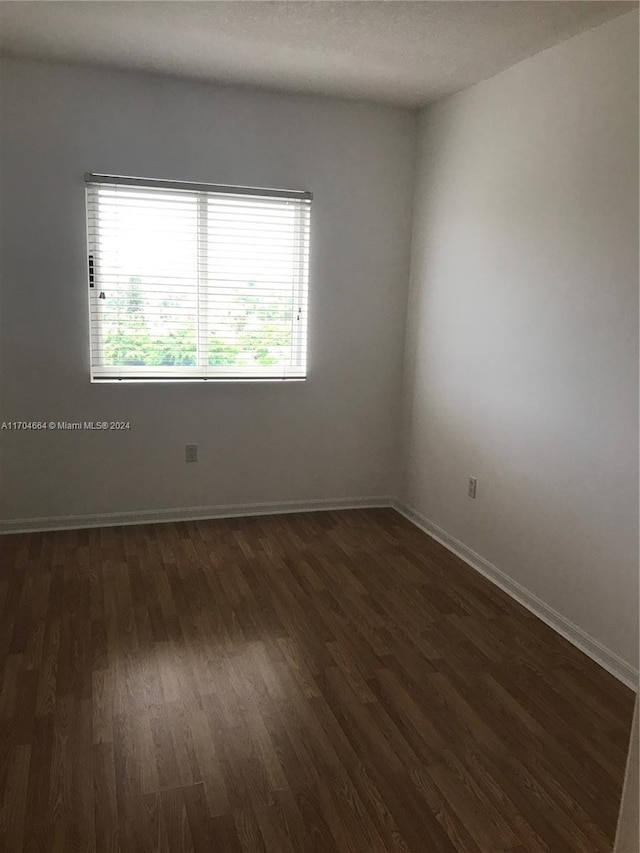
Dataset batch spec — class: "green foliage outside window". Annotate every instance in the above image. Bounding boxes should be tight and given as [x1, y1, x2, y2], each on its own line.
[101, 278, 293, 368]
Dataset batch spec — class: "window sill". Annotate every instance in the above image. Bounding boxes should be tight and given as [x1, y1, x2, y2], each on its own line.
[90, 377, 307, 384]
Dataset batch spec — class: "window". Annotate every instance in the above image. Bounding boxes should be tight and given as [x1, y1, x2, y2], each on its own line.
[86, 174, 311, 381]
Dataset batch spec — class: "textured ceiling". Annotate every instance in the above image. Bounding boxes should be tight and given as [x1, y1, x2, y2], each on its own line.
[0, 1, 636, 107]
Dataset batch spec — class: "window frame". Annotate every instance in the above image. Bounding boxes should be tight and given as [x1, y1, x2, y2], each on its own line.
[85, 174, 312, 383]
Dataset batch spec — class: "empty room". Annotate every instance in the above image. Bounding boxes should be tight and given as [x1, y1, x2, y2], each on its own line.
[0, 1, 638, 851]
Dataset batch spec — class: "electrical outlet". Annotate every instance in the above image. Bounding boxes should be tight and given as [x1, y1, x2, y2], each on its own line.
[185, 444, 198, 463]
[467, 476, 477, 499]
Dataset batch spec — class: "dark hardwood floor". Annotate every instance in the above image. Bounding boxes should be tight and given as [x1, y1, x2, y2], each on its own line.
[0, 508, 634, 852]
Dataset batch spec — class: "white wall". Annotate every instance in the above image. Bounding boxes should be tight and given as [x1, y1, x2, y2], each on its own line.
[0, 58, 416, 522]
[401, 11, 639, 670]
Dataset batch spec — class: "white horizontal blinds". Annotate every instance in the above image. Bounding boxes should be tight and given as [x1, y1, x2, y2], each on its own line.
[86, 178, 311, 380]
[88, 185, 199, 379]
[205, 195, 308, 377]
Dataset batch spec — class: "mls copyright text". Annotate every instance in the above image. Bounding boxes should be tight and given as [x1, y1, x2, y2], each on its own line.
[1, 421, 131, 431]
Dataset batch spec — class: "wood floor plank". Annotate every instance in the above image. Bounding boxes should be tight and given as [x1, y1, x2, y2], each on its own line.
[0, 743, 31, 853]
[0, 508, 634, 851]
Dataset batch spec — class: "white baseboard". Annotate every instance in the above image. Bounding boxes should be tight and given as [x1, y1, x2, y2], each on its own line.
[0, 495, 393, 535]
[393, 500, 639, 691]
